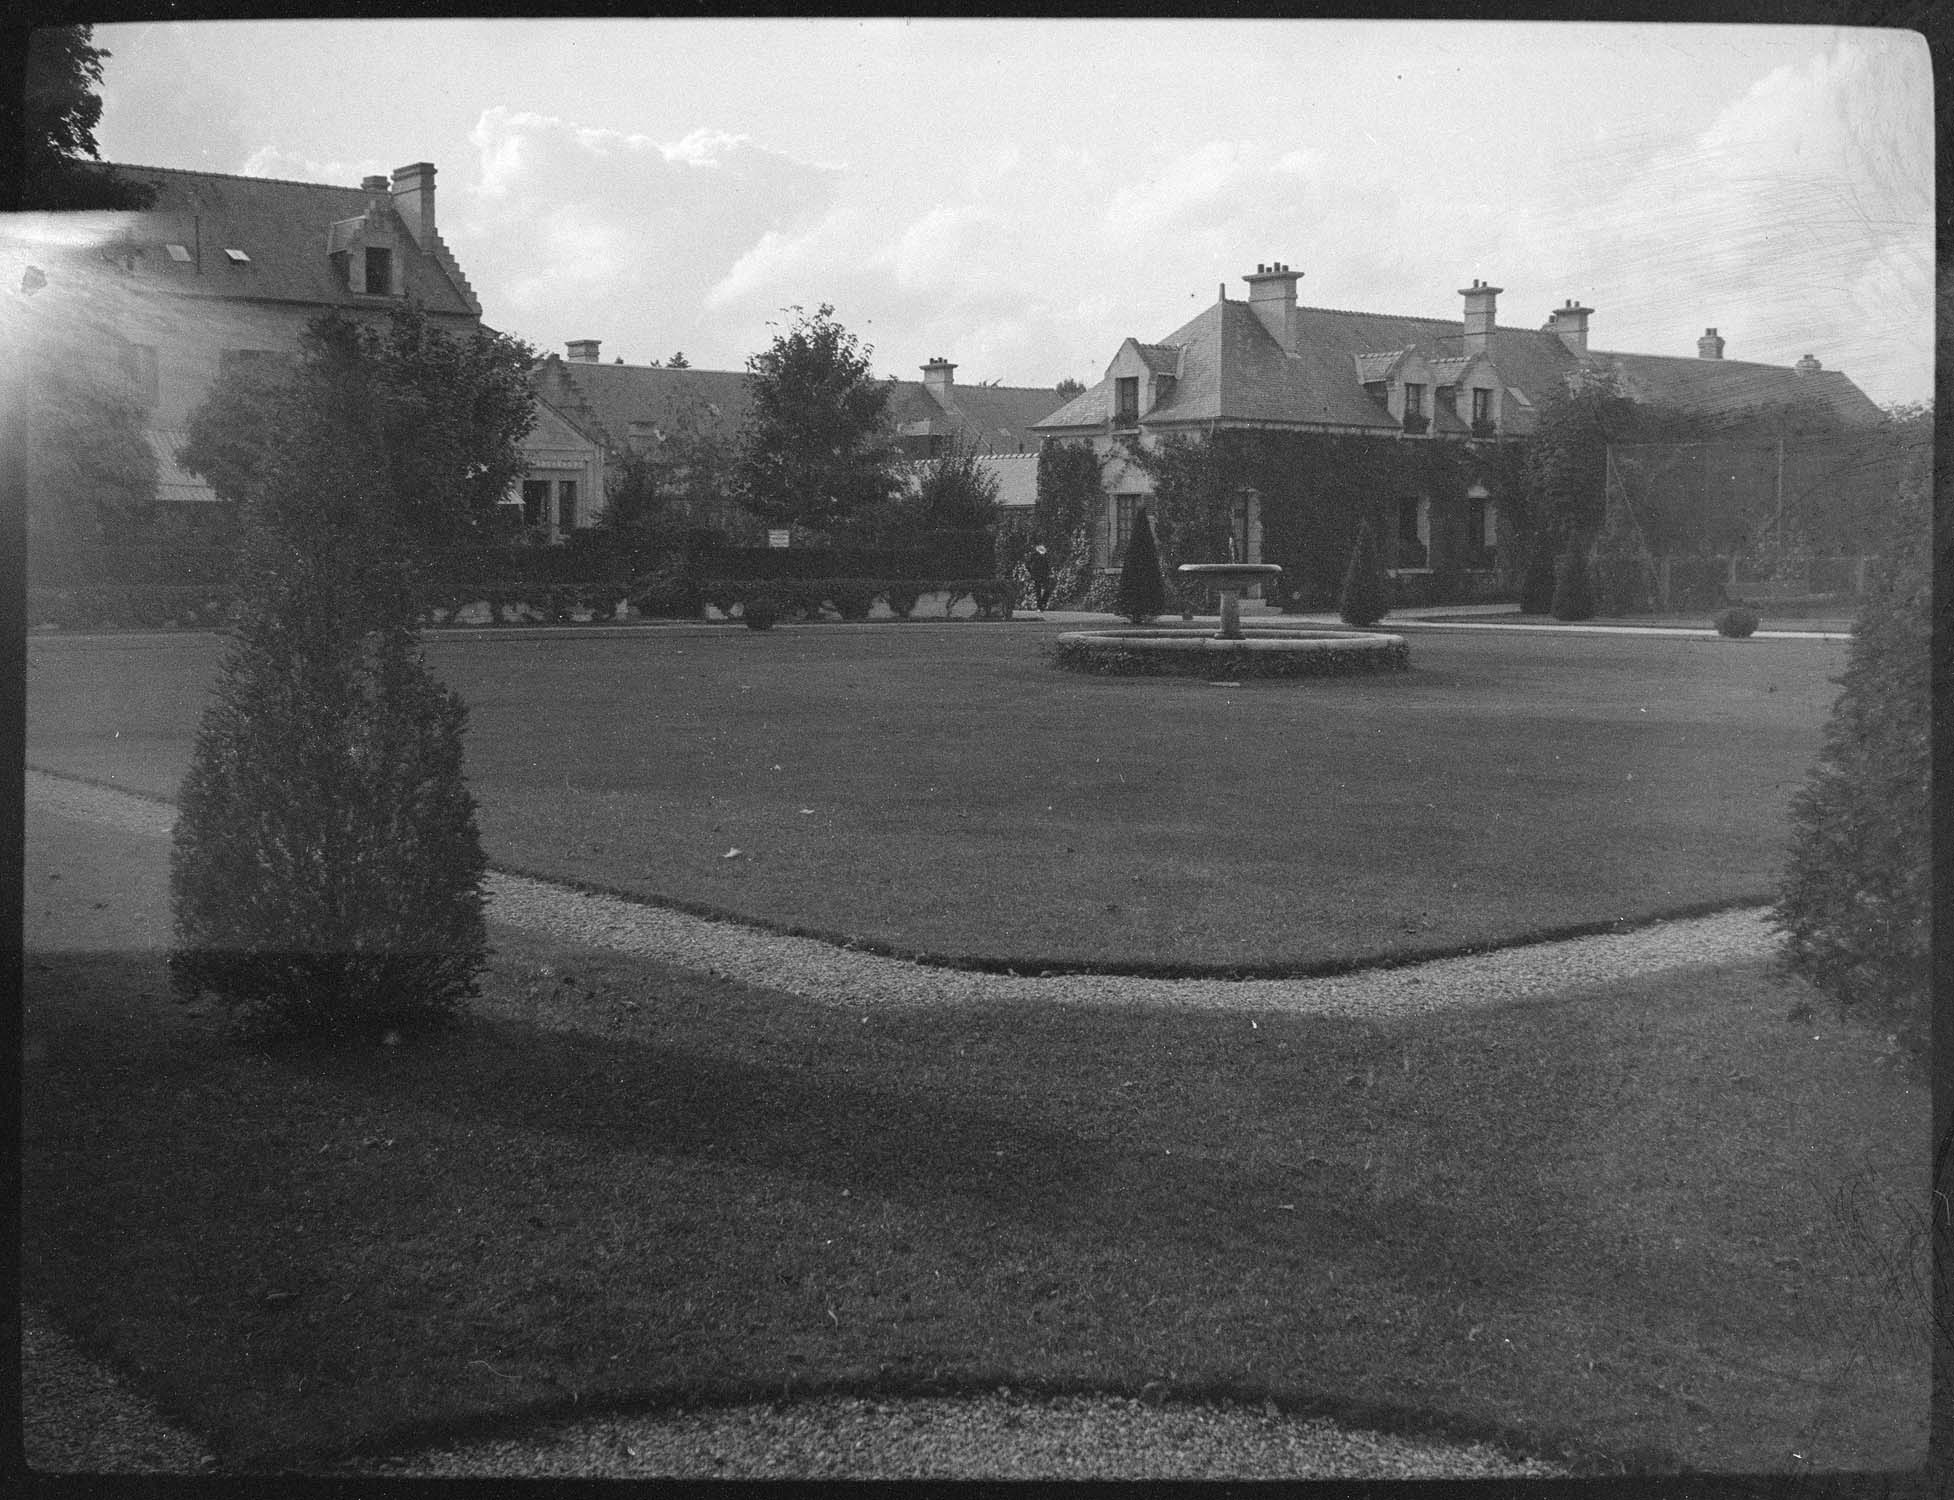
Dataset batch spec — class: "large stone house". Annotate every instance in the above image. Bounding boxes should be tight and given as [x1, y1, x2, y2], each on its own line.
[525, 339, 1065, 537]
[7, 161, 490, 518]
[1032, 260, 1883, 579]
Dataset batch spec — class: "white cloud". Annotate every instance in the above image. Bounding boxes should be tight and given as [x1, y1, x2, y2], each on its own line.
[236, 146, 382, 185]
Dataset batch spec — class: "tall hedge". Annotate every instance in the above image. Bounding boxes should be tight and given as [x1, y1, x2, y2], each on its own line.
[170, 317, 487, 1041]
[1773, 466, 1930, 1053]
[1338, 520, 1390, 627]
[1116, 504, 1169, 623]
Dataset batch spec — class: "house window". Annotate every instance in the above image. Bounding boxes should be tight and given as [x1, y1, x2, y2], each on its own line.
[364, 247, 393, 294]
[521, 480, 550, 528]
[1114, 377, 1139, 426]
[1403, 383, 1425, 418]
[1114, 494, 1141, 559]
[556, 479, 579, 531]
[1471, 387, 1492, 426]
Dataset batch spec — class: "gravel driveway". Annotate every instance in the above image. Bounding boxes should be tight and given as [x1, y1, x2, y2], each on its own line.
[25, 768, 1781, 1478]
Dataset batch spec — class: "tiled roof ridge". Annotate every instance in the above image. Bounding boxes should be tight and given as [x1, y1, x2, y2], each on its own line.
[107, 162, 377, 193]
[1590, 346, 1834, 373]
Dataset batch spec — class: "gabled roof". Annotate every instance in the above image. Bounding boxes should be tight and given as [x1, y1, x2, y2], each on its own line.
[89, 164, 480, 319]
[536, 356, 1066, 458]
[884, 379, 1066, 453]
[1135, 343, 1183, 375]
[1036, 285, 1884, 442]
[1577, 349, 1883, 426]
[899, 450, 1040, 509]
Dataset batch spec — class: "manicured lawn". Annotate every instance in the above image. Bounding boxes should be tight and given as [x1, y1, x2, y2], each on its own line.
[25, 623, 1849, 972]
[22, 830, 1925, 1473]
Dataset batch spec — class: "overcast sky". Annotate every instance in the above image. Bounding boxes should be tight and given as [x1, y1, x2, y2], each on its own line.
[89, 18, 1933, 406]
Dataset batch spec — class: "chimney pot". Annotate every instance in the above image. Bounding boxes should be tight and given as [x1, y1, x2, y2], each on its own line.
[1546, 299, 1595, 353]
[1243, 260, 1303, 353]
[1697, 327, 1726, 360]
[1795, 353, 1822, 375]
[1458, 279, 1503, 359]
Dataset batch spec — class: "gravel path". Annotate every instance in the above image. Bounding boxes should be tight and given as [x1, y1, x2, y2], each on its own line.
[25, 767, 1782, 1478]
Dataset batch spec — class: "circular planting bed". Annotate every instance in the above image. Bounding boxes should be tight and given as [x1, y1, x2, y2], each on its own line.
[1053, 627, 1409, 678]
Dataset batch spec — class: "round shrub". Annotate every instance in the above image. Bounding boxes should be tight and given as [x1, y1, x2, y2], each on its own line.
[828, 578, 878, 621]
[740, 587, 782, 630]
[883, 582, 922, 619]
[1713, 605, 1760, 638]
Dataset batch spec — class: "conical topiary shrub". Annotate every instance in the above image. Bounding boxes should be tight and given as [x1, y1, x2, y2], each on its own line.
[1550, 546, 1597, 621]
[169, 334, 487, 1042]
[1338, 520, 1390, 627]
[1116, 504, 1169, 624]
[1519, 530, 1559, 615]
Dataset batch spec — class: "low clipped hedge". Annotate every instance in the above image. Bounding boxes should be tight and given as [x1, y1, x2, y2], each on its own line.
[28, 585, 235, 631]
[700, 577, 1014, 623]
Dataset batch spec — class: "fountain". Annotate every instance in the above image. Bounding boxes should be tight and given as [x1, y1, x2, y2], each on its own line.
[1052, 561, 1409, 679]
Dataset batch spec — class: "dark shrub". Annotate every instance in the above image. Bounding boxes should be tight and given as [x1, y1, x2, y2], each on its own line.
[170, 338, 486, 1041]
[1713, 605, 1759, 638]
[1337, 520, 1389, 627]
[883, 581, 922, 619]
[740, 586, 782, 630]
[630, 570, 703, 619]
[1115, 505, 1169, 624]
[1773, 469, 1929, 1056]
[970, 579, 1016, 620]
[828, 578, 879, 621]
[1549, 548, 1596, 621]
[1519, 531, 1559, 614]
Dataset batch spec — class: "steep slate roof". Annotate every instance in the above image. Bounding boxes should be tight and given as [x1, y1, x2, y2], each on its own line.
[1034, 292, 1882, 439]
[885, 379, 1069, 453]
[94, 164, 480, 319]
[535, 356, 1066, 457]
[898, 450, 1040, 509]
[1580, 348, 1882, 426]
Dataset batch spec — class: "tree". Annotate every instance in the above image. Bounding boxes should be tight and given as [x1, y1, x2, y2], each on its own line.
[666, 351, 690, 368]
[18, 25, 156, 210]
[170, 317, 488, 1041]
[1055, 377, 1086, 401]
[600, 390, 741, 541]
[1337, 520, 1390, 627]
[1033, 440, 1103, 547]
[24, 358, 157, 578]
[912, 430, 1001, 531]
[737, 303, 899, 534]
[1774, 458, 1930, 1057]
[1116, 504, 1169, 623]
[179, 307, 535, 544]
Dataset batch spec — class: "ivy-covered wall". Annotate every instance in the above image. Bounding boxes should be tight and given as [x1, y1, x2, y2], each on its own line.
[1126, 430, 1532, 609]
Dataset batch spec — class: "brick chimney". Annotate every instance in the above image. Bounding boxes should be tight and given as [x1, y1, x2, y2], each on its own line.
[566, 339, 602, 363]
[922, 357, 956, 406]
[1795, 353, 1822, 376]
[1243, 261, 1302, 354]
[1459, 279, 1502, 359]
[1697, 327, 1725, 360]
[1544, 299, 1594, 354]
[390, 162, 436, 249]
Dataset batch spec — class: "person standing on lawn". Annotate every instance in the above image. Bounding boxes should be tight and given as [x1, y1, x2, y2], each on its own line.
[1027, 544, 1053, 610]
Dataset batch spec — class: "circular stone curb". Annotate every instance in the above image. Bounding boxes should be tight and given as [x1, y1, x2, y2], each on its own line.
[1054, 627, 1408, 677]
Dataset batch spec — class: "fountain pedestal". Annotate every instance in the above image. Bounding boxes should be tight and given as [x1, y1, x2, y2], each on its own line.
[1177, 563, 1284, 640]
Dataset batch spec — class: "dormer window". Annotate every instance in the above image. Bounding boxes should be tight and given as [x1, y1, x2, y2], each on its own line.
[1471, 387, 1491, 426]
[164, 243, 192, 263]
[364, 247, 394, 295]
[1403, 383, 1426, 418]
[1114, 376, 1139, 426]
